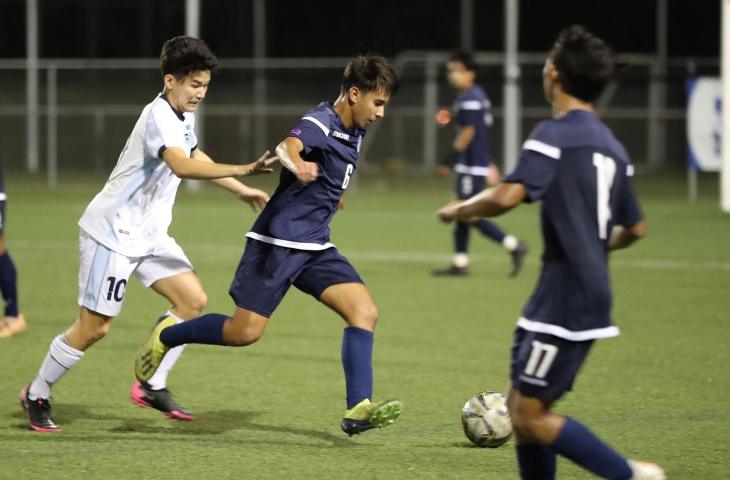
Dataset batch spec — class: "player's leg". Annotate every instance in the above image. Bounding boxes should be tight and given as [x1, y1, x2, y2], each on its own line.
[130, 267, 207, 420]
[22, 230, 134, 432]
[0, 200, 26, 337]
[434, 175, 472, 276]
[509, 329, 664, 479]
[135, 239, 292, 382]
[22, 306, 113, 432]
[296, 248, 401, 435]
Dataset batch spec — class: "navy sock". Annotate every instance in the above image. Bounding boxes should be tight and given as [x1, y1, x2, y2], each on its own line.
[454, 221, 470, 253]
[551, 417, 632, 480]
[473, 219, 506, 244]
[159, 313, 227, 348]
[516, 444, 557, 480]
[0, 252, 19, 317]
[341, 326, 374, 409]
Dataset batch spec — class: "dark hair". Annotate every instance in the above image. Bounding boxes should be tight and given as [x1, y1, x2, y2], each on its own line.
[160, 36, 219, 78]
[549, 25, 617, 103]
[449, 51, 477, 72]
[342, 55, 399, 96]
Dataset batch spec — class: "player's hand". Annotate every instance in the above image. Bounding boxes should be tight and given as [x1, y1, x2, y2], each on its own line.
[437, 200, 462, 223]
[238, 186, 270, 212]
[435, 108, 452, 126]
[295, 161, 319, 184]
[240, 150, 277, 176]
[436, 165, 451, 177]
[338, 198, 345, 210]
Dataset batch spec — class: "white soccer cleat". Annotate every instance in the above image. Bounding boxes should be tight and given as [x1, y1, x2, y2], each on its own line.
[628, 460, 666, 480]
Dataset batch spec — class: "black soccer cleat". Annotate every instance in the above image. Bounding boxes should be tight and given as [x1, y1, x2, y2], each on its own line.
[432, 265, 470, 277]
[19, 384, 61, 432]
[509, 242, 529, 277]
[130, 380, 194, 421]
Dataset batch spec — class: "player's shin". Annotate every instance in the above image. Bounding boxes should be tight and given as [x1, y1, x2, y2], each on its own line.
[28, 334, 84, 400]
[516, 444, 557, 480]
[147, 311, 186, 389]
[341, 326, 374, 408]
[550, 417, 632, 480]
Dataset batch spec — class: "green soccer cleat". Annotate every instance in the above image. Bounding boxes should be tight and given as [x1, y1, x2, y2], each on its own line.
[135, 315, 176, 382]
[340, 398, 403, 436]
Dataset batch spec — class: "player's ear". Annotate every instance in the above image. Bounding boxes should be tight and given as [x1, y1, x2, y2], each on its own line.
[163, 74, 176, 93]
[347, 86, 360, 105]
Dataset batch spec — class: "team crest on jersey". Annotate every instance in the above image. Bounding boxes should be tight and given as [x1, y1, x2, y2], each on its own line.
[290, 128, 302, 136]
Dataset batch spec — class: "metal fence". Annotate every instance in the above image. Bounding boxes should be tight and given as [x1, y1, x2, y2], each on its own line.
[0, 52, 719, 187]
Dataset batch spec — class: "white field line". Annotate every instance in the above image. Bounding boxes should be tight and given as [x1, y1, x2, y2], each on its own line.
[11, 239, 730, 272]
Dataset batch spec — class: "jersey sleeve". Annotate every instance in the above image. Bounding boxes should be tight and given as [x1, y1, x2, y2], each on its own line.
[614, 163, 643, 227]
[504, 121, 560, 202]
[286, 114, 329, 155]
[146, 106, 189, 158]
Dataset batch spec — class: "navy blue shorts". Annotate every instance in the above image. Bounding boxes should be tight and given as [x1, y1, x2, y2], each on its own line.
[510, 328, 593, 402]
[228, 239, 363, 318]
[455, 174, 486, 199]
[0, 200, 6, 236]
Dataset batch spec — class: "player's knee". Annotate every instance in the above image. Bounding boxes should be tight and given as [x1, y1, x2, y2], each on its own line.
[348, 303, 378, 330]
[176, 290, 207, 318]
[86, 320, 112, 344]
[511, 411, 548, 442]
[227, 323, 264, 346]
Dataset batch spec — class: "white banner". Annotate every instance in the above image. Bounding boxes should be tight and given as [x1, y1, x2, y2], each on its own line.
[687, 77, 722, 172]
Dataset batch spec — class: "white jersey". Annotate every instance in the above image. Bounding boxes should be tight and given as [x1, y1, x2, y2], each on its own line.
[78, 94, 197, 257]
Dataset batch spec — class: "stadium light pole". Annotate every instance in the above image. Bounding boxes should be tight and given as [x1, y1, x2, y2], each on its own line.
[722, 0, 730, 211]
[502, 0, 521, 174]
[185, 0, 202, 192]
[26, 0, 39, 173]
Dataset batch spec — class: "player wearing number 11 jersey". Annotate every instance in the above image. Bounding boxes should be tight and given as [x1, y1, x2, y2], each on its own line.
[438, 26, 664, 480]
[135, 55, 404, 436]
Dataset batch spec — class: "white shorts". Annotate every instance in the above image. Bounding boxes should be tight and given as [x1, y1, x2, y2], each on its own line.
[77, 229, 193, 317]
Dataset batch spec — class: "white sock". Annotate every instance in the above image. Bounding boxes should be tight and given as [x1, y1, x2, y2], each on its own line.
[502, 235, 519, 252]
[453, 253, 469, 268]
[147, 311, 187, 391]
[28, 334, 84, 400]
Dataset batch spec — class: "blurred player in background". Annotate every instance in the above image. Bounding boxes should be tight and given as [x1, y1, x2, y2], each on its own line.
[0, 162, 26, 338]
[135, 55, 403, 437]
[433, 51, 527, 277]
[20, 36, 273, 432]
[438, 27, 665, 480]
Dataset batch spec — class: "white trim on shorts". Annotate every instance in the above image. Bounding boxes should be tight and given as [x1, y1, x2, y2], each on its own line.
[516, 317, 620, 341]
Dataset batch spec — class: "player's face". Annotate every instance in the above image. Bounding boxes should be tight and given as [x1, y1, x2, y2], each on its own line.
[164, 70, 211, 113]
[447, 61, 475, 90]
[350, 87, 390, 129]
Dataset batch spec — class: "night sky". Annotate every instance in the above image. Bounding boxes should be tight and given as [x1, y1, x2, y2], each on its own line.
[0, 0, 721, 59]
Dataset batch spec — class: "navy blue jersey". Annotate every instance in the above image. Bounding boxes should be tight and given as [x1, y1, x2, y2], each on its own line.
[505, 110, 643, 341]
[247, 102, 364, 250]
[453, 85, 494, 176]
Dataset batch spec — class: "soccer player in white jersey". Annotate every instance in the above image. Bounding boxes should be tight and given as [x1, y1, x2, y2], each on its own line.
[20, 36, 274, 432]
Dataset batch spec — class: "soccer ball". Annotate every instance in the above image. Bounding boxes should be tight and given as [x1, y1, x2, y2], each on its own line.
[461, 391, 513, 448]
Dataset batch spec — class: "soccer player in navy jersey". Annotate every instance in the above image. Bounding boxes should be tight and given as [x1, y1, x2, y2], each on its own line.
[135, 55, 403, 436]
[433, 51, 527, 277]
[438, 27, 664, 479]
[0, 162, 26, 338]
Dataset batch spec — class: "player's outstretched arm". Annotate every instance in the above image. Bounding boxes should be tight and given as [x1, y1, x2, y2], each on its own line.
[275, 137, 318, 184]
[192, 148, 271, 212]
[163, 147, 275, 180]
[608, 221, 647, 251]
[438, 182, 526, 223]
